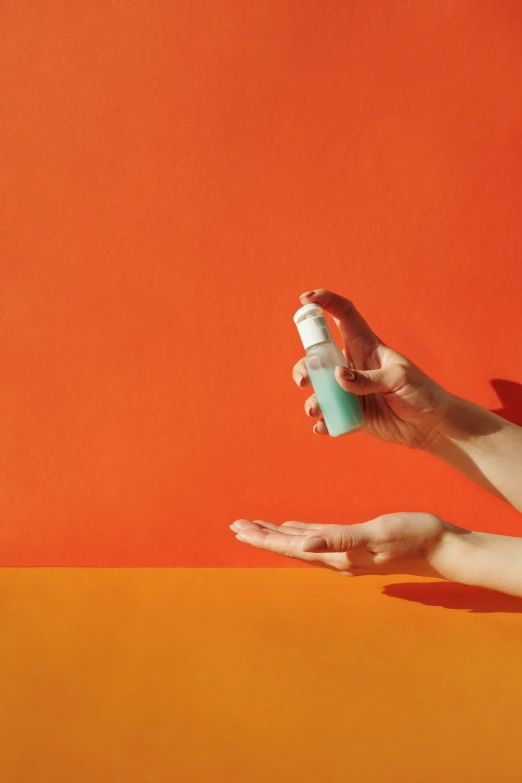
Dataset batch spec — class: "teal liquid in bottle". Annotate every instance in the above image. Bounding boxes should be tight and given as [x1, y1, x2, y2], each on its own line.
[307, 366, 364, 436]
[294, 304, 365, 437]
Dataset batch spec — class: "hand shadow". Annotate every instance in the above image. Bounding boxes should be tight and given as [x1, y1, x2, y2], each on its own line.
[383, 581, 522, 614]
[490, 378, 522, 427]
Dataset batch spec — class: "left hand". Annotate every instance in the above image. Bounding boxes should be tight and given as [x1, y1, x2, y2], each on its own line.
[230, 513, 469, 579]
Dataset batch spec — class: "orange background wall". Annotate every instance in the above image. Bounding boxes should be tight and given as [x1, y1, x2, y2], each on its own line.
[2, 0, 522, 567]
[2, 5, 522, 782]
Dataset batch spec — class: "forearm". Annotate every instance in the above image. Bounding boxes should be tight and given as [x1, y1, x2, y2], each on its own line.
[425, 395, 522, 511]
[435, 527, 522, 598]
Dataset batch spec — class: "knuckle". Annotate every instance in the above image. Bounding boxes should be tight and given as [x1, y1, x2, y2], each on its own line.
[372, 516, 391, 540]
[341, 534, 355, 550]
[374, 514, 402, 540]
[359, 371, 373, 388]
[327, 525, 351, 551]
[338, 297, 355, 317]
[284, 538, 302, 559]
[389, 363, 410, 388]
[293, 360, 307, 376]
[305, 396, 318, 416]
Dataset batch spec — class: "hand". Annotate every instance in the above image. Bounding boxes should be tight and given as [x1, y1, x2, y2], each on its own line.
[230, 513, 469, 580]
[293, 288, 452, 449]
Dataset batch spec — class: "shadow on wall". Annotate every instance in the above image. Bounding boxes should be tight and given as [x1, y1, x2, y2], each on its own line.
[383, 581, 522, 614]
[490, 378, 522, 427]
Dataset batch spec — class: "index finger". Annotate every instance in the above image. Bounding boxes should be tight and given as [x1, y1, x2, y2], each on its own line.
[300, 289, 381, 356]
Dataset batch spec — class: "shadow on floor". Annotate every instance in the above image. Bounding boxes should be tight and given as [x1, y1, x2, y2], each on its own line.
[383, 581, 522, 614]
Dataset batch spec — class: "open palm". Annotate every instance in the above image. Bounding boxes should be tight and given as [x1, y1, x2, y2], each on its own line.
[230, 514, 456, 579]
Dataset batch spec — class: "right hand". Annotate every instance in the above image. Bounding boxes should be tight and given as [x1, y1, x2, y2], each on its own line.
[293, 288, 453, 449]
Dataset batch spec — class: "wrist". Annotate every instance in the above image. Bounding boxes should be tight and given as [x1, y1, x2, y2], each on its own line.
[432, 527, 522, 597]
[428, 523, 482, 585]
[421, 394, 486, 456]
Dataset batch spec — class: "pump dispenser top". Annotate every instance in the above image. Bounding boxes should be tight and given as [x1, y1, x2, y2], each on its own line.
[293, 304, 333, 350]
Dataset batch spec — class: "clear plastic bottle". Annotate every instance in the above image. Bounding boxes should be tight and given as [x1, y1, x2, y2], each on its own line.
[294, 303, 365, 437]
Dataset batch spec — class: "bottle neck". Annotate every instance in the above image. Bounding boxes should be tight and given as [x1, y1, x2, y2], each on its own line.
[306, 338, 332, 351]
[297, 315, 333, 350]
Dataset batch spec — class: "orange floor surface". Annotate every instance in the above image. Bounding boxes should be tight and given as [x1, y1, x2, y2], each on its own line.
[0, 568, 521, 783]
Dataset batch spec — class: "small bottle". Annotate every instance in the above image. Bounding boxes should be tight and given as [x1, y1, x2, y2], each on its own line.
[294, 303, 365, 437]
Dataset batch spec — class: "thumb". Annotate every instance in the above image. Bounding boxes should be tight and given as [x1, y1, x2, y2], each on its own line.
[302, 523, 373, 553]
[335, 365, 391, 396]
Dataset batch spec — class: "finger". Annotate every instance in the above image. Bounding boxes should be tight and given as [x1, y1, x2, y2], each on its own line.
[232, 523, 367, 574]
[300, 289, 380, 359]
[304, 395, 321, 418]
[231, 520, 324, 539]
[292, 358, 310, 389]
[335, 366, 390, 396]
[230, 519, 280, 534]
[294, 349, 348, 393]
[335, 363, 408, 397]
[249, 519, 312, 537]
[234, 527, 319, 562]
[231, 519, 323, 537]
[313, 419, 328, 436]
[302, 522, 375, 553]
[279, 523, 325, 535]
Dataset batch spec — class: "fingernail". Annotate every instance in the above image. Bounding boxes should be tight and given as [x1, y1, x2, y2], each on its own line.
[338, 366, 355, 380]
[303, 536, 328, 552]
[296, 373, 305, 387]
[300, 290, 316, 299]
[306, 406, 313, 417]
[231, 520, 251, 530]
[313, 424, 319, 434]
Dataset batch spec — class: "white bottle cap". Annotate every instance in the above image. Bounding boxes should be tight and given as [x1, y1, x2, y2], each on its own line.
[294, 303, 333, 349]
